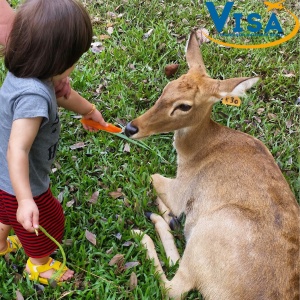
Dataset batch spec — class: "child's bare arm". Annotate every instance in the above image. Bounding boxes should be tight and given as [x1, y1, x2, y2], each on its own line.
[7, 117, 42, 232]
[57, 88, 108, 130]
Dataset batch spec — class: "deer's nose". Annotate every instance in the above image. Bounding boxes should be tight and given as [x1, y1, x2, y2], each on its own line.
[125, 122, 139, 137]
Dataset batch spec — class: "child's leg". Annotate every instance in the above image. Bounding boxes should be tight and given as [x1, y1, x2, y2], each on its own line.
[2, 188, 74, 282]
[0, 222, 12, 252]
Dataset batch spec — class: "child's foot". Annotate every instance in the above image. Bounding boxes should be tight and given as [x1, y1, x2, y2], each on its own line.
[24, 257, 74, 285]
[0, 236, 22, 255]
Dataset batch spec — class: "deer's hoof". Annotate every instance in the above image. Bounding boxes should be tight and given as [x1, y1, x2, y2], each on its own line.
[169, 217, 181, 231]
[145, 212, 152, 219]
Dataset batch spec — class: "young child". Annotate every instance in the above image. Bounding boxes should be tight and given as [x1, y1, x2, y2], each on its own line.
[0, 0, 107, 284]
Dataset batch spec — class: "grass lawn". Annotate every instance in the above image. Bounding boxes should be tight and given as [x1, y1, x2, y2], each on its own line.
[0, 0, 299, 299]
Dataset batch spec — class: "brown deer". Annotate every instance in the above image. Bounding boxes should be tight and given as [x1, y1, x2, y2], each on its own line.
[125, 31, 300, 300]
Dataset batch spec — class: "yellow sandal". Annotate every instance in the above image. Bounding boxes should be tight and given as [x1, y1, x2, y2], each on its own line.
[25, 257, 69, 285]
[0, 236, 22, 256]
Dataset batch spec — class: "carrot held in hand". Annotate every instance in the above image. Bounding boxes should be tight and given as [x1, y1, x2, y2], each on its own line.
[80, 118, 122, 133]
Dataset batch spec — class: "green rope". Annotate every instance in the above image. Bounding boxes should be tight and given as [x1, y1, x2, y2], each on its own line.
[38, 225, 66, 282]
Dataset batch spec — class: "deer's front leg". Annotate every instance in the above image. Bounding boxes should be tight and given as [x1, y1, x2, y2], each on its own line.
[151, 174, 182, 222]
[151, 173, 174, 208]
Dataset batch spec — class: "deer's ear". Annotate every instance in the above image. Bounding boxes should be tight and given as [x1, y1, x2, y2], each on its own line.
[218, 77, 260, 98]
[185, 31, 207, 75]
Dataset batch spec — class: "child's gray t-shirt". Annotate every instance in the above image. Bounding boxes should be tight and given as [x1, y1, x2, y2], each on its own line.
[0, 72, 60, 196]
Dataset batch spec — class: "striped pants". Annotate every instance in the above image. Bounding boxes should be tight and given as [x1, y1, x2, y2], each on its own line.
[0, 188, 64, 258]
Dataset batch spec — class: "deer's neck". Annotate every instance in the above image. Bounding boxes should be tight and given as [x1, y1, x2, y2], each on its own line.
[174, 111, 220, 162]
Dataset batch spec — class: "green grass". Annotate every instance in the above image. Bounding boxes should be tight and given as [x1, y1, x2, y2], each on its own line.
[1, 0, 299, 299]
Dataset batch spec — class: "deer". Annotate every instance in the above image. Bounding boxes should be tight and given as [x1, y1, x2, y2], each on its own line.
[125, 31, 300, 300]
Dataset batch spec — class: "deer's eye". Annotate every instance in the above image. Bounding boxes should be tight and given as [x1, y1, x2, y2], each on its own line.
[177, 104, 192, 111]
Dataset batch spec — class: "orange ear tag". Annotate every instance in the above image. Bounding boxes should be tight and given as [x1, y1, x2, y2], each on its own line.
[221, 96, 241, 107]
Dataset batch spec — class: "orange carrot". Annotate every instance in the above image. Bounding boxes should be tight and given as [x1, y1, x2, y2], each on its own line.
[80, 118, 122, 133]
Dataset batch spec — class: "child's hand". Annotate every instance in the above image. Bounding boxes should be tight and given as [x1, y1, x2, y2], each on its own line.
[82, 108, 108, 132]
[16, 199, 39, 232]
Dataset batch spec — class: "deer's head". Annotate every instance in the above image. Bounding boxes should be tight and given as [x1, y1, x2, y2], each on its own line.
[125, 31, 259, 139]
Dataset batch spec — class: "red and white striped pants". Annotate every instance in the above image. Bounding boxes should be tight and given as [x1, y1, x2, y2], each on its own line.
[0, 188, 64, 258]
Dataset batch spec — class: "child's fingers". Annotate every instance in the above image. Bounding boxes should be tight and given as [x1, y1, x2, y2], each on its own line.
[32, 211, 39, 230]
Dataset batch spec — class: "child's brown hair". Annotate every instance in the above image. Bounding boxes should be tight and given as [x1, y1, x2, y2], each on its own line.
[4, 0, 92, 79]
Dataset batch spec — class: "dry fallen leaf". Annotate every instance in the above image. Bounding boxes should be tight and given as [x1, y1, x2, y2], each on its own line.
[122, 241, 133, 247]
[109, 253, 124, 266]
[125, 261, 140, 269]
[99, 34, 110, 40]
[16, 290, 24, 300]
[129, 272, 138, 290]
[165, 64, 179, 78]
[57, 191, 64, 203]
[106, 247, 113, 254]
[63, 239, 73, 246]
[267, 113, 277, 120]
[123, 143, 131, 153]
[70, 142, 85, 150]
[109, 253, 126, 273]
[85, 230, 97, 245]
[66, 199, 75, 207]
[286, 119, 293, 128]
[143, 28, 153, 39]
[91, 42, 105, 53]
[109, 188, 124, 199]
[107, 27, 114, 35]
[283, 73, 295, 78]
[89, 191, 99, 204]
[114, 232, 122, 240]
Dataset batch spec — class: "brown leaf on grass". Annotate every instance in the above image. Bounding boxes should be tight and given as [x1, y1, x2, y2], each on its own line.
[107, 27, 114, 35]
[286, 119, 293, 128]
[70, 142, 85, 150]
[107, 11, 117, 18]
[106, 247, 113, 254]
[66, 199, 75, 207]
[143, 29, 153, 39]
[109, 188, 124, 199]
[85, 230, 97, 245]
[109, 253, 126, 273]
[282, 70, 295, 77]
[91, 42, 105, 53]
[165, 64, 179, 78]
[253, 116, 261, 123]
[63, 239, 73, 246]
[16, 290, 24, 300]
[114, 232, 122, 240]
[14, 273, 23, 283]
[257, 108, 265, 115]
[267, 113, 277, 120]
[99, 34, 110, 40]
[125, 261, 140, 269]
[122, 241, 133, 247]
[109, 253, 124, 266]
[123, 143, 131, 153]
[57, 191, 64, 203]
[89, 191, 99, 204]
[123, 198, 131, 207]
[129, 272, 138, 290]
